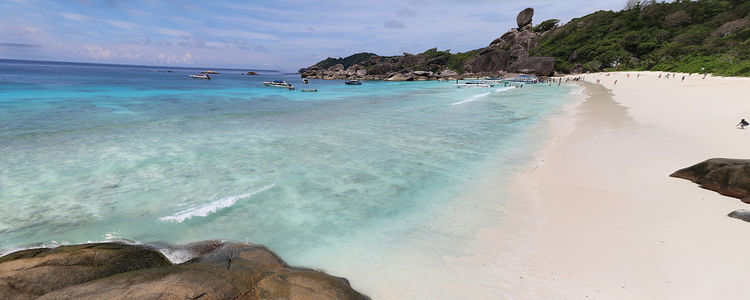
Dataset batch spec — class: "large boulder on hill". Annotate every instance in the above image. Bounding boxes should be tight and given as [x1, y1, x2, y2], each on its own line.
[402, 53, 427, 68]
[508, 56, 555, 76]
[345, 64, 363, 76]
[386, 73, 414, 81]
[490, 29, 539, 52]
[328, 64, 345, 72]
[439, 69, 459, 77]
[367, 62, 395, 75]
[0, 242, 368, 300]
[517, 8, 534, 28]
[671, 158, 750, 203]
[464, 48, 512, 73]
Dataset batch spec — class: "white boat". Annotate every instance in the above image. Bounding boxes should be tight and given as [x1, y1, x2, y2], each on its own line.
[189, 74, 211, 79]
[504, 75, 539, 84]
[454, 81, 494, 88]
[262, 80, 295, 90]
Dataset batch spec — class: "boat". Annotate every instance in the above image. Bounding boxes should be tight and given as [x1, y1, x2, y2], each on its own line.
[201, 70, 219, 74]
[454, 81, 494, 88]
[303, 79, 309, 84]
[189, 74, 211, 79]
[504, 75, 539, 84]
[301, 89, 318, 92]
[262, 80, 295, 90]
[344, 80, 362, 85]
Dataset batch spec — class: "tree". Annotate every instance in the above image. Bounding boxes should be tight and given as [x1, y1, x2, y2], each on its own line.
[625, 0, 641, 10]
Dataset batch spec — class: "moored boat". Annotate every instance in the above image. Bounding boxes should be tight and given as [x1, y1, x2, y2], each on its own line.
[504, 75, 539, 84]
[189, 74, 211, 79]
[262, 80, 295, 90]
[454, 81, 493, 88]
[345, 80, 362, 85]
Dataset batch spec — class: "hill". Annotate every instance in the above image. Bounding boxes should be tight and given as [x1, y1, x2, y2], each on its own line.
[300, 0, 750, 79]
[532, 0, 750, 76]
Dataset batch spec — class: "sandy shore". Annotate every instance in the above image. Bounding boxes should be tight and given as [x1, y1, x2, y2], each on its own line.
[504, 72, 750, 299]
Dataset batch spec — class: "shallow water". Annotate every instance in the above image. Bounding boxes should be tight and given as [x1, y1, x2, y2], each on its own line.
[0, 60, 574, 281]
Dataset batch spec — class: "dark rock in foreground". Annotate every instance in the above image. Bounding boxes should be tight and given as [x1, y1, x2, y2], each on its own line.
[0, 242, 368, 300]
[728, 209, 750, 223]
[671, 158, 750, 203]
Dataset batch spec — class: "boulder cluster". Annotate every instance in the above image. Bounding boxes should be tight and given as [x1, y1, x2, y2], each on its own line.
[299, 8, 556, 81]
[0, 242, 368, 300]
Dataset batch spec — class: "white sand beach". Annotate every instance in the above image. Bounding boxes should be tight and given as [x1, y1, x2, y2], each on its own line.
[502, 72, 750, 299]
[310, 72, 750, 300]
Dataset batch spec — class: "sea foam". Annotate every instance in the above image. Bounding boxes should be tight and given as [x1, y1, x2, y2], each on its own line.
[159, 183, 276, 223]
[450, 92, 491, 106]
[495, 87, 515, 92]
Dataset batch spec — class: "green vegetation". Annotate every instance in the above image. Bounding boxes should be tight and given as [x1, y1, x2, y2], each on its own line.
[313, 52, 377, 69]
[533, 19, 560, 33]
[531, 0, 750, 76]
[412, 48, 480, 74]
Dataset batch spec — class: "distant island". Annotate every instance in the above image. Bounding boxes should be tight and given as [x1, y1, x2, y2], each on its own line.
[300, 1, 750, 80]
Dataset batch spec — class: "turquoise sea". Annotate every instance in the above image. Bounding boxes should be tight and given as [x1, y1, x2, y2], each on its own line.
[0, 59, 576, 295]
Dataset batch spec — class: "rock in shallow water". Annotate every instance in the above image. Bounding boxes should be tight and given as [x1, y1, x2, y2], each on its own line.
[0, 242, 368, 300]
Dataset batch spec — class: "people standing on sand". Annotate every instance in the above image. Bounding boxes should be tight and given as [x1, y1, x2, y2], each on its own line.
[682, 76, 685, 81]
[614, 80, 617, 85]
[637, 74, 640, 78]
[658, 74, 662, 79]
[738, 119, 749, 129]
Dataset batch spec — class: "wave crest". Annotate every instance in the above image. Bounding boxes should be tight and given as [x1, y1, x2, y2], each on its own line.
[159, 183, 276, 223]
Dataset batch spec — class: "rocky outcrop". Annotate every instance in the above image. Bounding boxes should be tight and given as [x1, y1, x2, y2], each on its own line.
[300, 7, 555, 80]
[516, 8, 535, 29]
[464, 48, 511, 73]
[0, 242, 368, 300]
[508, 56, 556, 76]
[671, 158, 750, 203]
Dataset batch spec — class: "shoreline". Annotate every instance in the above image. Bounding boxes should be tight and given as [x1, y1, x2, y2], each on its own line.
[502, 71, 750, 298]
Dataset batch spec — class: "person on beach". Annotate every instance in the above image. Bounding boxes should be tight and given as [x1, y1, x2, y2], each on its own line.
[737, 119, 749, 129]
[658, 74, 662, 79]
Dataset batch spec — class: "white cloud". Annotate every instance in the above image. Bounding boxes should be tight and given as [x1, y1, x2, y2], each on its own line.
[157, 52, 194, 64]
[78, 45, 113, 59]
[156, 28, 192, 37]
[60, 13, 90, 22]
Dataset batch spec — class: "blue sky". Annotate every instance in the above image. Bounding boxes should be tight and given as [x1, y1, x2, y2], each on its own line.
[1, 0, 626, 71]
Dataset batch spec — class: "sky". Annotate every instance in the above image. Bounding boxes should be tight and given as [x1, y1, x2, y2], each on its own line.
[0, 0, 628, 71]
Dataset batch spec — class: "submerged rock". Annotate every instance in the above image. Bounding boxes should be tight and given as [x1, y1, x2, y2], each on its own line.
[0, 242, 368, 300]
[671, 158, 750, 203]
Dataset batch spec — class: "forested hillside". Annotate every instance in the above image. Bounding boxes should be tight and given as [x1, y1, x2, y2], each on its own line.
[531, 0, 750, 76]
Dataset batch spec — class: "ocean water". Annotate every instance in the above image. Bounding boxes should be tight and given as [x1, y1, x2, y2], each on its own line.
[0, 59, 575, 294]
